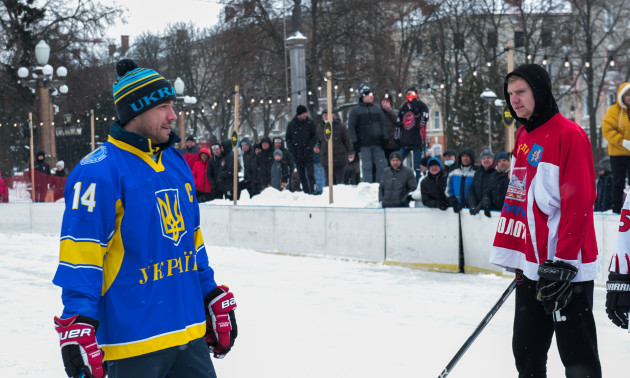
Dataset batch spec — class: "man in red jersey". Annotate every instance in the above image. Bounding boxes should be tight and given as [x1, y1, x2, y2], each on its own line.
[489, 64, 601, 378]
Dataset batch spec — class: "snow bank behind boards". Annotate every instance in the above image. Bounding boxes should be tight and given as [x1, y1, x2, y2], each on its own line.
[0, 203, 618, 283]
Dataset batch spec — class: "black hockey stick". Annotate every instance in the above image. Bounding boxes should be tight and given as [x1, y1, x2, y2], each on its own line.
[437, 278, 516, 378]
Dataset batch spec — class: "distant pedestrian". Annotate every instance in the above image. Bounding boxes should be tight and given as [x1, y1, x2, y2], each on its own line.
[316, 112, 353, 186]
[594, 156, 613, 212]
[468, 149, 495, 215]
[193, 147, 213, 202]
[420, 157, 451, 210]
[396, 87, 429, 181]
[286, 105, 317, 193]
[381, 93, 400, 163]
[446, 148, 477, 212]
[181, 135, 201, 171]
[602, 82, 630, 214]
[0, 171, 8, 203]
[482, 151, 510, 217]
[442, 149, 457, 174]
[270, 149, 290, 191]
[348, 85, 389, 183]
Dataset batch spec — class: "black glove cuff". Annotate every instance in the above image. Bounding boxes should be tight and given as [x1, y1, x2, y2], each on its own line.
[204, 286, 225, 308]
[607, 273, 630, 292]
[75, 315, 99, 331]
[537, 260, 578, 282]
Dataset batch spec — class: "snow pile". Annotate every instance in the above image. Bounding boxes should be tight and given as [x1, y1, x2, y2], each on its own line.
[202, 183, 381, 208]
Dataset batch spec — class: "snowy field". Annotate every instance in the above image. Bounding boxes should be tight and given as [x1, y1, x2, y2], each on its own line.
[0, 233, 628, 378]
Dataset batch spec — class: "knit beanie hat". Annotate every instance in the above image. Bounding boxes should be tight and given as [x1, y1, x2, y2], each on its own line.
[479, 149, 494, 160]
[186, 135, 195, 142]
[274, 149, 283, 158]
[358, 84, 373, 102]
[56, 160, 65, 169]
[496, 152, 509, 162]
[296, 105, 308, 116]
[112, 59, 176, 126]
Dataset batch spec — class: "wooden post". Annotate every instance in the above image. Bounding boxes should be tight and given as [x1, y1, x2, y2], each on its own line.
[29, 112, 35, 202]
[505, 41, 515, 154]
[326, 72, 333, 204]
[90, 109, 95, 150]
[233, 85, 240, 205]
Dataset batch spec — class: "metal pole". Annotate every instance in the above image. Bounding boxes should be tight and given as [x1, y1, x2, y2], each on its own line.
[233, 85, 240, 205]
[487, 104, 492, 151]
[326, 72, 333, 204]
[29, 112, 35, 202]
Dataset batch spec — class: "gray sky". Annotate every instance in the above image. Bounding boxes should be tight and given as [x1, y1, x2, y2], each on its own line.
[103, 0, 223, 41]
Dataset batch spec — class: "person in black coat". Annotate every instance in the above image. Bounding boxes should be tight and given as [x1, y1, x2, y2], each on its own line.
[255, 136, 275, 191]
[595, 156, 613, 212]
[379, 151, 417, 208]
[316, 112, 353, 186]
[206, 142, 225, 199]
[285, 105, 317, 194]
[481, 151, 511, 216]
[347, 85, 389, 183]
[468, 149, 496, 215]
[33, 150, 51, 202]
[239, 138, 258, 197]
[421, 157, 453, 210]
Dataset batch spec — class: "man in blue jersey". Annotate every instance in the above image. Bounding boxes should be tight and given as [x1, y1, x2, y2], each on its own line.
[52, 59, 237, 378]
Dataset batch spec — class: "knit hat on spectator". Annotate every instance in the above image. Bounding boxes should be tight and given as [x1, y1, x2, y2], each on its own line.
[358, 84, 373, 102]
[56, 160, 65, 169]
[443, 149, 456, 157]
[479, 149, 494, 160]
[112, 59, 176, 126]
[389, 151, 403, 161]
[274, 149, 283, 158]
[496, 152, 510, 162]
[296, 105, 308, 116]
[186, 135, 195, 142]
[598, 156, 612, 172]
[427, 157, 442, 168]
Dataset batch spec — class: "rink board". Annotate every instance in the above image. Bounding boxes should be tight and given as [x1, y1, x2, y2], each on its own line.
[0, 202, 621, 283]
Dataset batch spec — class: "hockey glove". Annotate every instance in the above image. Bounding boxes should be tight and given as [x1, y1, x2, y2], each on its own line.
[483, 207, 492, 218]
[536, 260, 578, 314]
[452, 201, 462, 213]
[469, 205, 480, 215]
[205, 285, 238, 358]
[606, 272, 630, 329]
[54, 315, 105, 378]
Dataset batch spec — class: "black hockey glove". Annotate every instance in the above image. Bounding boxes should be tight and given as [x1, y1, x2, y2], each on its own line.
[205, 285, 238, 358]
[606, 272, 630, 329]
[452, 201, 462, 213]
[536, 260, 578, 314]
[469, 205, 480, 215]
[483, 206, 492, 218]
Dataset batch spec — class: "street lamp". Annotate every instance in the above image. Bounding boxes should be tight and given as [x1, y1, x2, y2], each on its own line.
[480, 88, 497, 151]
[17, 40, 68, 160]
[173, 77, 197, 148]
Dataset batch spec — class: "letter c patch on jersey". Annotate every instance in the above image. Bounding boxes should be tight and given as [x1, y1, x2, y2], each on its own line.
[156, 189, 187, 245]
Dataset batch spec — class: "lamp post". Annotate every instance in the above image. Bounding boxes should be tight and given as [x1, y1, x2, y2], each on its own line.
[173, 77, 197, 149]
[17, 40, 68, 161]
[480, 88, 497, 151]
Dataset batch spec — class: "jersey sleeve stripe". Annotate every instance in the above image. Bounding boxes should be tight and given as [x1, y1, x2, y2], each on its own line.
[59, 239, 107, 267]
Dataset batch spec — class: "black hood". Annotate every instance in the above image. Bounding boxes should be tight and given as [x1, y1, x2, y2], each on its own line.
[504, 64, 559, 132]
[458, 147, 476, 166]
[221, 140, 233, 154]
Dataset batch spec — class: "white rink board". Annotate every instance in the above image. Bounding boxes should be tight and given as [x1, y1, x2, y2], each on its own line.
[385, 208, 459, 269]
[460, 209, 504, 275]
[0, 202, 621, 283]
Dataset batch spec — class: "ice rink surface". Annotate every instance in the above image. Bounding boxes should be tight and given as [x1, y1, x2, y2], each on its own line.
[1, 233, 627, 377]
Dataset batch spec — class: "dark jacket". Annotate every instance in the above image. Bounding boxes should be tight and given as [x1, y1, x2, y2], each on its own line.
[382, 106, 400, 151]
[396, 99, 429, 148]
[270, 159, 290, 190]
[255, 136, 275, 189]
[348, 102, 389, 148]
[316, 118, 353, 168]
[421, 158, 450, 209]
[285, 116, 317, 162]
[34, 151, 51, 175]
[379, 156, 417, 208]
[468, 165, 496, 209]
[482, 169, 510, 211]
[240, 138, 257, 185]
[594, 173, 613, 212]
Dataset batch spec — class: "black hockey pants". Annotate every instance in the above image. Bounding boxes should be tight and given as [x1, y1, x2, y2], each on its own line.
[512, 276, 601, 378]
[106, 337, 216, 378]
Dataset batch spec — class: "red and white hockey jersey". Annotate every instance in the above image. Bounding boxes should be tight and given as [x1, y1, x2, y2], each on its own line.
[489, 114, 599, 281]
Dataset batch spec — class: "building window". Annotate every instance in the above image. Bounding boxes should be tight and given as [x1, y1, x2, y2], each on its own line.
[514, 31, 526, 48]
[433, 111, 440, 130]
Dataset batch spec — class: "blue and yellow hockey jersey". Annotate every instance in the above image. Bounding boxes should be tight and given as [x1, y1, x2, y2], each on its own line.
[53, 124, 217, 361]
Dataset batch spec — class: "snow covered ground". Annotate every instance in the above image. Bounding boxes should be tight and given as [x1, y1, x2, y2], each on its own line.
[1, 233, 628, 378]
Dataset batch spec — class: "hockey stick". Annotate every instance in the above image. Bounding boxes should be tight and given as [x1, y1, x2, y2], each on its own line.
[437, 278, 516, 378]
